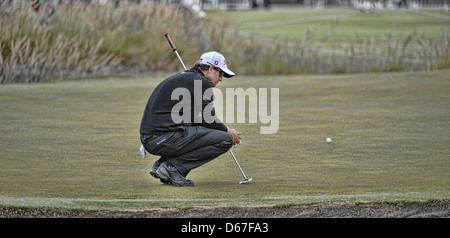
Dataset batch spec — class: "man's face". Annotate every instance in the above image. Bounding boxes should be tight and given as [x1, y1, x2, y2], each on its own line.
[206, 66, 224, 87]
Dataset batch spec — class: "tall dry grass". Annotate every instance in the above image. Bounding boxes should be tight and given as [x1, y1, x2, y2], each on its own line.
[1, 1, 448, 83]
[0, 1, 199, 83]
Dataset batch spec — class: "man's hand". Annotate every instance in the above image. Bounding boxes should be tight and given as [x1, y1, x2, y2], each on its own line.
[227, 127, 242, 147]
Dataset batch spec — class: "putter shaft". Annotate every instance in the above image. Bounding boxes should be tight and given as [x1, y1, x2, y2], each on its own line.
[174, 50, 187, 71]
[230, 150, 247, 179]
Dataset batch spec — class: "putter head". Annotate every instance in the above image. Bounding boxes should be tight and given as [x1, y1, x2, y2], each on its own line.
[239, 177, 252, 184]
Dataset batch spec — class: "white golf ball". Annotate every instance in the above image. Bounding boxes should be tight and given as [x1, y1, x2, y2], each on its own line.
[326, 138, 332, 143]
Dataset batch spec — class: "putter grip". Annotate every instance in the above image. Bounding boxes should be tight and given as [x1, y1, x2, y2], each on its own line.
[164, 33, 177, 51]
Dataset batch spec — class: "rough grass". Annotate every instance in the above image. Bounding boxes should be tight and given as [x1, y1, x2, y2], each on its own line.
[209, 8, 450, 73]
[211, 8, 449, 42]
[0, 70, 449, 211]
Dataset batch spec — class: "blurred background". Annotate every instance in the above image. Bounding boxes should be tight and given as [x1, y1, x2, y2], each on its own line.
[1, 0, 449, 83]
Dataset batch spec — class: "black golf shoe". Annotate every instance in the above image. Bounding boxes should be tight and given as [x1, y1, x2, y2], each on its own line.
[155, 162, 195, 187]
[150, 160, 171, 185]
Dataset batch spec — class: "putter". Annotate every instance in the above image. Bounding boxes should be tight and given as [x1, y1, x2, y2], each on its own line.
[164, 33, 187, 70]
[230, 150, 253, 184]
[164, 33, 252, 184]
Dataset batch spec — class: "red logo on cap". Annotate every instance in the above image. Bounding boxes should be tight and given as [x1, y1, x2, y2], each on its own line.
[224, 60, 227, 65]
[214, 60, 219, 66]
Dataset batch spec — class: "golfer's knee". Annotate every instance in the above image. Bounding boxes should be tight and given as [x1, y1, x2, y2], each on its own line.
[205, 129, 233, 152]
[221, 133, 233, 150]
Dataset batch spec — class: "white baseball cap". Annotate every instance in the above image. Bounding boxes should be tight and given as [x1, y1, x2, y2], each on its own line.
[199, 51, 235, 78]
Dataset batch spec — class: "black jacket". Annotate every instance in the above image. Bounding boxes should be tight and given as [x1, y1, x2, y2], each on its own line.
[140, 67, 227, 138]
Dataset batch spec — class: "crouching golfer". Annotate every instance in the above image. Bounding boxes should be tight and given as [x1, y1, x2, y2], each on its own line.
[140, 51, 242, 187]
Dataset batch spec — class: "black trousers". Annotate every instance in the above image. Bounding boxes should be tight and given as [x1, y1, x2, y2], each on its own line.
[141, 126, 233, 177]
